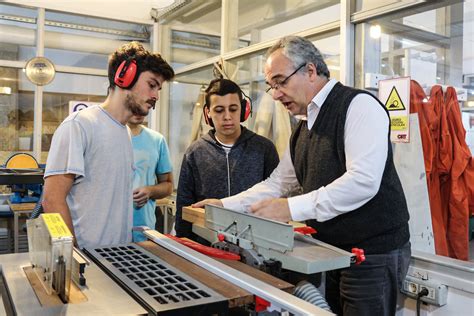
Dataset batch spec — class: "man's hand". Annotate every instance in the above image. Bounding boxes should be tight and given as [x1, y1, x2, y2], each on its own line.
[133, 187, 152, 208]
[250, 198, 292, 223]
[192, 199, 222, 208]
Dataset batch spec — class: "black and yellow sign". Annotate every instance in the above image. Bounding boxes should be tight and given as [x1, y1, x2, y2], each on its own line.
[385, 86, 406, 111]
[390, 116, 408, 131]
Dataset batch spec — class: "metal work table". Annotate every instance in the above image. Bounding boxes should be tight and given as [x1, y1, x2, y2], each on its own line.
[0, 242, 294, 315]
[0, 253, 147, 315]
[0, 168, 44, 186]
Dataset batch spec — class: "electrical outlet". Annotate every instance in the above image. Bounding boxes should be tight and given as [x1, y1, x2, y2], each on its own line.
[401, 275, 448, 306]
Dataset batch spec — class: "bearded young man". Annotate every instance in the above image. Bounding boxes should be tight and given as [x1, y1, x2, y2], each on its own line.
[42, 42, 174, 248]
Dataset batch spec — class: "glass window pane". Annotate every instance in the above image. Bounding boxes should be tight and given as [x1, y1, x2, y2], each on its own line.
[0, 67, 31, 163]
[0, 3, 37, 62]
[169, 66, 214, 185]
[238, 0, 340, 44]
[355, 1, 471, 92]
[168, 3, 222, 66]
[355, 0, 405, 13]
[44, 10, 151, 69]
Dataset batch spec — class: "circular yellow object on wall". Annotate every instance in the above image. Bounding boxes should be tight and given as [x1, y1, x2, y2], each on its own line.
[25, 57, 56, 86]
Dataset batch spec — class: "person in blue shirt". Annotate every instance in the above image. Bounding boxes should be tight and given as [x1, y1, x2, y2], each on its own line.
[128, 114, 173, 242]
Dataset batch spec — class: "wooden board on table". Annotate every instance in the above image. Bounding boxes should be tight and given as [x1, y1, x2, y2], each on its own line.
[182, 206, 205, 226]
[137, 241, 294, 308]
[183, 206, 306, 229]
[23, 266, 88, 307]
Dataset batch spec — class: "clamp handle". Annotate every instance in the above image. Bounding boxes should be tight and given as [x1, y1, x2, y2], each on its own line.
[351, 248, 366, 265]
[217, 233, 225, 242]
[293, 226, 317, 235]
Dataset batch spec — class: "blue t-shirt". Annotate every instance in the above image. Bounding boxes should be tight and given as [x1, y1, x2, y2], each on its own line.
[131, 126, 172, 242]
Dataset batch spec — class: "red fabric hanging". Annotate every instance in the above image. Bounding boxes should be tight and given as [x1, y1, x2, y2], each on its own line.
[465, 158, 474, 216]
[433, 85, 453, 215]
[431, 86, 451, 233]
[410, 81, 434, 180]
[409, 81, 448, 256]
[444, 87, 472, 260]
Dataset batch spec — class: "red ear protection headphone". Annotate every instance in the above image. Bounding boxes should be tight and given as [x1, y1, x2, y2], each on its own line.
[203, 93, 252, 127]
[114, 58, 139, 89]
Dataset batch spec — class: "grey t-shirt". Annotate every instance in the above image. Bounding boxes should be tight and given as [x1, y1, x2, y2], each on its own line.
[45, 105, 134, 249]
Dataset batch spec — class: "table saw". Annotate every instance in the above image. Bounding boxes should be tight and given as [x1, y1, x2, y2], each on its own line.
[0, 206, 360, 315]
[0, 211, 338, 315]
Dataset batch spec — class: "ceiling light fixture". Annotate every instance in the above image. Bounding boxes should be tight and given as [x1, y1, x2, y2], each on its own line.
[370, 24, 381, 39]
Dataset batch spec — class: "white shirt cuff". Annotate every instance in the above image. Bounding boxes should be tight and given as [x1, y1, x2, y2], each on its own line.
[288, 194, 316, 222]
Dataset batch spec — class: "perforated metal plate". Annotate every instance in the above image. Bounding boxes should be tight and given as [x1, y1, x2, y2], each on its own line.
[84, 244, 228, 315]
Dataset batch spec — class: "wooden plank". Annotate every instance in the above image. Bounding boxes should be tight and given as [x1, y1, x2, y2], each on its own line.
[214, 258, 294, 293]
[137, 241, 294, 308]
[8, 201, 36, 212]
[182, 206, 205, 226]
[23, 266, 88, 307]
[155, 198, 174, 206]
[183, 206, 306, 230]
[290, 221, 306, 228]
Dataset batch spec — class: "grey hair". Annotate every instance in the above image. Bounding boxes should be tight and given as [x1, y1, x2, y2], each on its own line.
[266, 35, 330, 78]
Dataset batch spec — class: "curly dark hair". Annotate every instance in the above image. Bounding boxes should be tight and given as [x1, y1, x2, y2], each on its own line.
[108, 41, 174, 90]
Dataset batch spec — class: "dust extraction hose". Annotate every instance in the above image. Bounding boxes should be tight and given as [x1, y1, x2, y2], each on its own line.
[293, 280, 332, 312]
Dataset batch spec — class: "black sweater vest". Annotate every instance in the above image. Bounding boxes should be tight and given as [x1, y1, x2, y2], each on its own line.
[290, 82, 409, 254]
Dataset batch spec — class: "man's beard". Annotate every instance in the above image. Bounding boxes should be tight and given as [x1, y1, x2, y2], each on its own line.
[125, 94, 148, 116]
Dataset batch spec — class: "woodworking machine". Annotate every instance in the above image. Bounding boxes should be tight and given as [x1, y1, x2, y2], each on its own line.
[187, 205, 361, 275]
[0, 208, 339, 315]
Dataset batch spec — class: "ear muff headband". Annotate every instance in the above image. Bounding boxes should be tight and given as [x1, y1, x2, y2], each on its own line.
[240, 92, 252, 123]
[114, 59, 139, 89]
[203, 106, 214, 127]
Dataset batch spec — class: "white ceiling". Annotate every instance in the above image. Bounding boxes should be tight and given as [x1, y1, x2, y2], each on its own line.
[3, 0, 176, 24]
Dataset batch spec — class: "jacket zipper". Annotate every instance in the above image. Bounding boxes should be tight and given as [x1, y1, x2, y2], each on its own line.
[226, 152, 231, 197]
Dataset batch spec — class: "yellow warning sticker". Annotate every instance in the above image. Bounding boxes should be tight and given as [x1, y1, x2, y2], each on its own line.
[42, 213, 73, 238]
[390, 116, 408, 131]
[385, 86, 406, 111]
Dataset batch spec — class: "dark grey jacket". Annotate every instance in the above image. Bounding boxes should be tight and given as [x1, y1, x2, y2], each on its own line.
[175, 127, 279, 238]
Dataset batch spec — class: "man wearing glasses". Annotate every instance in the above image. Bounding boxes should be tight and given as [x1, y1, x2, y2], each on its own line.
[194, 35, 411, 315]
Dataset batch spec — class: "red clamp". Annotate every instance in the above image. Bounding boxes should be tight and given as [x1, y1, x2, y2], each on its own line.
[351, 248, 366, 265]
[254, 296, 271, 312]
[217, 233, 225, 242]
[165, 234, 240, 261]
[294, 226, 317, 235]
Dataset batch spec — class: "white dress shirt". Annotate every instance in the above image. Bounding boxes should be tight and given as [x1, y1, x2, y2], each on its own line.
[222, 79, 389, 222]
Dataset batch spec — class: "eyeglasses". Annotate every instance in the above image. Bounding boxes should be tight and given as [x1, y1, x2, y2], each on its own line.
[265, 63, 306, 94]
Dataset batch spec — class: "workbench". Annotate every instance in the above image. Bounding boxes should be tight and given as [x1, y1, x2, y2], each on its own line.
[0, 168, 44, 186]
[0, 252, 147, 315]
[0, 241, 293, 315]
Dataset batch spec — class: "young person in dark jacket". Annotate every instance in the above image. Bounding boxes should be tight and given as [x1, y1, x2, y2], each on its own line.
[195, 36, 411, 316]
[175, 78, 279, 239]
